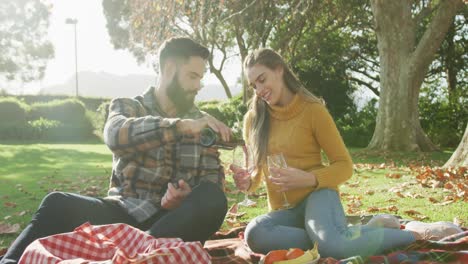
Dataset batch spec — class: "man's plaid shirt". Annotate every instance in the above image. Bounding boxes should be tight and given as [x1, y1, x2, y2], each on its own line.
[103, 87, 225, 222]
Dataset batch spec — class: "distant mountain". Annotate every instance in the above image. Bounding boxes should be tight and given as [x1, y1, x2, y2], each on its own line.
[39, 71, 241, 101]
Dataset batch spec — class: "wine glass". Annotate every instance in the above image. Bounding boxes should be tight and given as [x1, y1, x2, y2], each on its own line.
[231, 145, 256, 207]
[267, 153, 291, 209]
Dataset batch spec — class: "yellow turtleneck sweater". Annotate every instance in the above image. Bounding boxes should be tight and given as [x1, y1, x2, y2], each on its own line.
[244, 93, 353, 211]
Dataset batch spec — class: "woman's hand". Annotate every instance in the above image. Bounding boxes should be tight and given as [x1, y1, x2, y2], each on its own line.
[229, 164, 251, 191]
[268, 167, 317, 192]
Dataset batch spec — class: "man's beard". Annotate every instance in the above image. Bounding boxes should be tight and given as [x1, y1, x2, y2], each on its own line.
[167, 73, 196, 116]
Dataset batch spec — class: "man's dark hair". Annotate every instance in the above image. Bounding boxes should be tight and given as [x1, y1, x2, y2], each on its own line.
[158, 37, 210, 72]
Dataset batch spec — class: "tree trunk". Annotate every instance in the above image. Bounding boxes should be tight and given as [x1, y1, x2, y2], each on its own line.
[368, 0, 463, 151]
[234, 18, 250, 104]
[444, 124, 468, 168]
[445, 21, 457, 103]
[209, 63, 232, 99]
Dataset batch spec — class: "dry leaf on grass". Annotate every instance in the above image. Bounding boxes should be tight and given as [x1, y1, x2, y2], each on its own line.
[16, 211, 28, 217]
[228, 203, 238, 214]
[3, 202, 16, 208]
[0, 223, 20, 234]
[386, 173, 402, 179]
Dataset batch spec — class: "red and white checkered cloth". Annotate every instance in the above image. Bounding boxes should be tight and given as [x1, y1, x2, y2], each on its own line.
[19, 222, 211, 264]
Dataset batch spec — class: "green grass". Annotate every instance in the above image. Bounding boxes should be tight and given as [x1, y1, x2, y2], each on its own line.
[0, 144, 467, 251]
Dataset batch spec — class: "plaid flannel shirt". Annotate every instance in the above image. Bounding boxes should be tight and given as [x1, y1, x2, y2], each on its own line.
[103, 87, 225, 222]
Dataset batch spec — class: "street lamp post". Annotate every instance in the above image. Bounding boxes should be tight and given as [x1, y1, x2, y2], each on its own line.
[65, 18, 78, 97]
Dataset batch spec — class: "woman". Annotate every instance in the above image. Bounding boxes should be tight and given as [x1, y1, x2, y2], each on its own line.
[230, 48, 417, 259]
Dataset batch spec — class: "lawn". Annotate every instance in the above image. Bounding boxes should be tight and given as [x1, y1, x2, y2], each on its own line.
[0, 143, 466, 251]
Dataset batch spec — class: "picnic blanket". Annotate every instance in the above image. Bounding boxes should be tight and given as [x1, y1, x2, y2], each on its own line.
[204, 225, 468, 264]
[19, 222, 210, 264]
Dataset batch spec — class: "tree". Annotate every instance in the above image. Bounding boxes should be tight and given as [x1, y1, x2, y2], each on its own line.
[102, 0, 238, 98]
[0, 0, 54, 82]
[444, 124, 468, 168]
[368, 0, 464, 151]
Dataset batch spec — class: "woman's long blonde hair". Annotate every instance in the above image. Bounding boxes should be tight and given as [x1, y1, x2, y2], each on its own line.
[243, 48, 322, 167]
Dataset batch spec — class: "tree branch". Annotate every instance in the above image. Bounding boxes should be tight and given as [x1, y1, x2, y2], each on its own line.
[410, 0, 463, 75]
[350, 76, 380, 96]
[352, 68, 380, 82]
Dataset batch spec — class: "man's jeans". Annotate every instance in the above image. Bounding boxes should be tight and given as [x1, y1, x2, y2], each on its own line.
[245, 188, 415, 259]
[0, 181, 227, 264]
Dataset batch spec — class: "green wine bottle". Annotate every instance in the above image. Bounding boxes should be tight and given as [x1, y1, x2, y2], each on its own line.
[200, 127, 245, 150]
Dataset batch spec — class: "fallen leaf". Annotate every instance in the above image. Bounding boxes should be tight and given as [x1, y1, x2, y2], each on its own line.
[453, 217, 464, 227]
[428, 197, 439, 203]
[250, 192, 266, 198]
[3, 202, 16, 208]
[412, 215, 429, 221]
[0, 223, 20, 234]
[435, 200, 454, 206]
[16, 211, 28, 217]
[395, 192, 405, 198]
[225, 218, 242, 227]
[386, 173, 402, 179]
[365, 190, 375, 195]
[404, 209, 422, 216]
[228, 203, 238, 214]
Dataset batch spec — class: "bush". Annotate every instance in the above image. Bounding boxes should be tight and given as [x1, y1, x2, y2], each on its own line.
[0, 97, 31, 140]
[419, 88, 467, 147]
[89, 101, 110, 140]
[198, 94, 247, 128]
[336, 99, 377, 148]
[29, 98, 95, 141]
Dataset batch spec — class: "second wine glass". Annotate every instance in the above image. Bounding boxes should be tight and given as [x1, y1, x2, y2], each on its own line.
[232, 145, 256, 207]
[267, 153, 291, 209]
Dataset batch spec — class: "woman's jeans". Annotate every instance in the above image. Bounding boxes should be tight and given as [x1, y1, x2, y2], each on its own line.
[0, 181, 227, 264]
[245, 188, 415, 259]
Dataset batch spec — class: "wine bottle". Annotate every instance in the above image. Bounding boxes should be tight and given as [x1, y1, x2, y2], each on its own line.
[200, 127, 245, 150]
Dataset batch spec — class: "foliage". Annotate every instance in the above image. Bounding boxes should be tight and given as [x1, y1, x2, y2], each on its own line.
[89, 101, 111, 140]
[0, 97, 31, 140]
[198, 94, 247, 128]
[336, 99, 378, 148]
[102, 0, 237, 97]
[419, 86, 467, 147]
[28, 99, 95, 141]
[0, 0, 54, 81]
[0, 97, 30, 124]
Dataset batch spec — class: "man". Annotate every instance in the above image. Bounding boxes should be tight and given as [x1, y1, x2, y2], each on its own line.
[0, 37, 229, 264]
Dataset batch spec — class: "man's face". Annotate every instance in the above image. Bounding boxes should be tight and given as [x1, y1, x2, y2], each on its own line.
[167, 56, 205, 115]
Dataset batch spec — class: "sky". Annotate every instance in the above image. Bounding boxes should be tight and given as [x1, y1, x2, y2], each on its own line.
[4, 0, 240, 94]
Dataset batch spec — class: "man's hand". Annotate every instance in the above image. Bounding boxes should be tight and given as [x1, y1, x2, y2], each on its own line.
[229, 164, 251, 191]
[161, 179, 192, 210]
[177, 115, 232, 142]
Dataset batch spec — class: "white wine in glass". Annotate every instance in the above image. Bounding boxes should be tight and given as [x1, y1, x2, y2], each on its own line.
[231, 145, 256, 207]
[267, 153, 291, 209]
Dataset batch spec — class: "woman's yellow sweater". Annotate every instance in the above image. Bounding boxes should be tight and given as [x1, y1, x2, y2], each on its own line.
[244, 94, 353, 211]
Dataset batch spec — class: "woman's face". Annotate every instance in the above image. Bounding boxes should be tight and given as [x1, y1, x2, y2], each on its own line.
[247, 64, 289, 106]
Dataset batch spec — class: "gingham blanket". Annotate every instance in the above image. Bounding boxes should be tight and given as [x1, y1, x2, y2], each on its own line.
[204, 227, 468, 264]
[19, 222, 210, 264]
